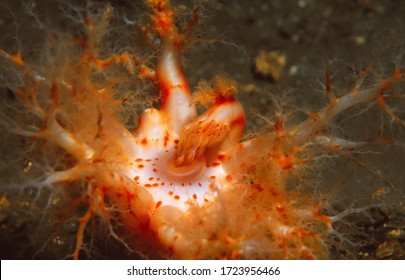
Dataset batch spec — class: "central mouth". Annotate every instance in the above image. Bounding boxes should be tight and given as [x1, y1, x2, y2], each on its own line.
[163, 153, 207, 183]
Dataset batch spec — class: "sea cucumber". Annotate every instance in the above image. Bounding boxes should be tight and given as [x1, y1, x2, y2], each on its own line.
[0, 0, 404, 259]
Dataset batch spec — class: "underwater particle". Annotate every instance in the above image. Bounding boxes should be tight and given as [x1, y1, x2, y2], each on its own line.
[372, 186, 390, 201]
[0, 196, 11, 208]
[350, 35, 366, 46]
[254, 50, 286, 82]
[375, 240, 405, 259]
[22, 160, 33, 173]
[386, 229, 404, 240]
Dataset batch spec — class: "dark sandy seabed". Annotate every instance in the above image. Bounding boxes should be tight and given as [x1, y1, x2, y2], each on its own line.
[0, 0, 404, 259]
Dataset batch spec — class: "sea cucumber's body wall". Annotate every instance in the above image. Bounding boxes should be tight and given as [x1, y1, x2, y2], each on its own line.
[0, 0, 404, 259]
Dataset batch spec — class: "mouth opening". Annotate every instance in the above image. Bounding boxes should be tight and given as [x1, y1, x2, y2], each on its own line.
[160, 153, 206, 183]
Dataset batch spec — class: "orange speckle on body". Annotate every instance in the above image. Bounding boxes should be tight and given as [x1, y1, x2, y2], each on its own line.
[193, 194, 197, 200]
[269, 188, 278, 196]
[251, 184, 263, 192]
[315, 210, 331, 224]
[381, 80, 391, 90]
[120, 96, 130, 104]
[275, 205, 285, 212]
[167, 246, 174, 253]
[381, 136, 394, 144]
[231, 116, 246, 127]
[274, 150, 294, 170]
[230, 250, 243, 260]
[148, 177, 154, 181]
[168, 191, 173, 196]
[174, 195, 180, 200]
[393, 69, 403, 78]
[137, 164, 145, 169]
[217, 154, 225, 161]
[133, 176, 140, 181]
[155, 201, 162, 208]
[274, 121, 283, 135]
[141, 138, 148, 145]
[94, 58, 112, 67]
[10, 53, 24, 65]
[164, 132, 169, 147]
[307, 113, 320, 123]
[14, 88, 26, 98]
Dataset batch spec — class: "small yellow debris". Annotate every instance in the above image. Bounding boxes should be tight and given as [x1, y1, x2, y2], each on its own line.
[240, 83, 257, 94]
[52, 235, 66, 246]
[23, 160, 33, 173]
[351, 35, 366, 45]
[386, 229, 404, 239]
[254, 50, 286, 82]
[372, 186, 390, 201]
[0, 196, 10, 208]
[376, 240, 404, 259]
